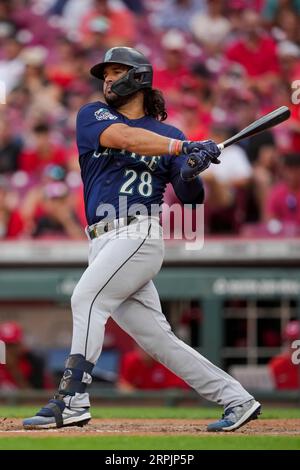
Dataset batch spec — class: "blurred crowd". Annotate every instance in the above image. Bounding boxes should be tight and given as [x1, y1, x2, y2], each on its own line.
[1, 0, 300, 239]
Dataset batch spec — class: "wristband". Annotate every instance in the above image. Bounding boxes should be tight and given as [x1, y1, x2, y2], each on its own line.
[175, 140, 182, 155]
[168, 139, 182, 156]
[168, 139, 175, 155]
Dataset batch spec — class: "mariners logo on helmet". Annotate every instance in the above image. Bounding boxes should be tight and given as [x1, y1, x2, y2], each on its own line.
[104, 49, 113, 62]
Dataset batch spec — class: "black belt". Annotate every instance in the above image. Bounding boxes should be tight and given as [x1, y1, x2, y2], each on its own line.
[87, 216, 137, 240]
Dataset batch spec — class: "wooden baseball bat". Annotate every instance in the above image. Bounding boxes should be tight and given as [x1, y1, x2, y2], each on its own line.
[217, 106, 291, 151]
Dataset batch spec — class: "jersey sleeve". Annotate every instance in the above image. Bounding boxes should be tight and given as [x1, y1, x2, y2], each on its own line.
[76, 103, 123, 156]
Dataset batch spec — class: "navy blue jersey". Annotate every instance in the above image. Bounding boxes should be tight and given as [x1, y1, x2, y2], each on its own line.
[76, 101, 199, 225]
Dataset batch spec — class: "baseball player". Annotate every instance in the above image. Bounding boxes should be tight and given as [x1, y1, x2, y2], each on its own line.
[23, 47, 260, 432]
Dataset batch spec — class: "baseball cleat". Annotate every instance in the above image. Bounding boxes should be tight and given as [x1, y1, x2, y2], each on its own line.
[23, 398, 91, 429]
[207, 399, 261, 432]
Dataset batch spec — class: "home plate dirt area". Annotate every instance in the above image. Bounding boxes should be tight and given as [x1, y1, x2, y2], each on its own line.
[0, 418, 300, 436]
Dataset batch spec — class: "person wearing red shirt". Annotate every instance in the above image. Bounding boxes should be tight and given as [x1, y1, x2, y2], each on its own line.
[268, 321, 300, 390]
[265, 153, 300, 235]
[79, 0, 136, 49]
[0, 322, 52, 390]
[153, 30, 194, 108]
[18, 123, 67, 176]
[226, 10, 280, 88]
[118, 346, 189, 391]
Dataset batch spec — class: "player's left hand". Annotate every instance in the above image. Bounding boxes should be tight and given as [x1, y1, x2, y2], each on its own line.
[181, 139, 221, 164]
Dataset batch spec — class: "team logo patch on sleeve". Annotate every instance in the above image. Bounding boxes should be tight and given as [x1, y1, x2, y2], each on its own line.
[94, 108, 118, 121]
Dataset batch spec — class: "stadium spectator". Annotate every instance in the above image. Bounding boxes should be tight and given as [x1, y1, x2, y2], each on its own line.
[53, 0, 93, 41]
[274, 7, 300, 44]
[173, 95, 208, 141]
[268, 320, 300, 390]
[0, 118, 22, 174]
[0, 176, 23, 239]
[153, 30, 194, 109]
[0, 321, 52, 390]
[20, 163, 65, 232]
[207, 124, 253, 186]
[18, 123, 67, 176]
[2, 86, 31, 138]
[190, 0, 231, 50]
[21, 45, 49, 94]
[264, 153, 300, 236]
[118, 345, 189, 391]
[225, 9, 280, 95]
[203, 123, 253, 233]
[79, 0, 137, 49]
[46, 38, 84, 90]
[0, 0, 16, 43]
[0, 36, 24, 94]
[231, 92, 279, 223]
[277, 40, 300, 86]
[262, 0, 300, 24]
[152, 0, 205, 33]
[31, 181, 85, 239]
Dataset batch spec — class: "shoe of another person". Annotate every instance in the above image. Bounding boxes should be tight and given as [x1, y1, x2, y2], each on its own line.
[207, 399, 261, 432]
[23, 397, 91, 429]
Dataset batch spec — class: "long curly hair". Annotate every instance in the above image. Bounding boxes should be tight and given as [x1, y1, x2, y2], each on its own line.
[143, 88, 168, 122]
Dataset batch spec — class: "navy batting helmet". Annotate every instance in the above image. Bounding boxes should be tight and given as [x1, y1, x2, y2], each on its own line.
[90, 47, 153, 97]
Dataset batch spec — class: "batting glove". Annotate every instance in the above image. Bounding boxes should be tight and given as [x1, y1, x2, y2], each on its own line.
[180, 150, 214, 181]
[181, 140, 221, 164]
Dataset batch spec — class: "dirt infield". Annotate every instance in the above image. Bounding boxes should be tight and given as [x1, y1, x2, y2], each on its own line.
[0, 418, 299, 436]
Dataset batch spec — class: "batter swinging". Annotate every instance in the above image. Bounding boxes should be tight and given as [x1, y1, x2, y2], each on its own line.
[23, 47, 260, 432]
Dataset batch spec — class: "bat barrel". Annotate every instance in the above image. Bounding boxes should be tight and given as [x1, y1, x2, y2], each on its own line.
[217, 106, 290, 151]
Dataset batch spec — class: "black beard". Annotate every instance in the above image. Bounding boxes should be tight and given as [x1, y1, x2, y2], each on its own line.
[105, 90, 138, 109]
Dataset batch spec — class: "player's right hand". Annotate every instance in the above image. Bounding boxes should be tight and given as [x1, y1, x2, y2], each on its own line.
[181, 140, 221, 164]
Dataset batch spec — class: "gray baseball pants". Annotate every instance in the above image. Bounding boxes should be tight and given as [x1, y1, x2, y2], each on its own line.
[68, 216, 253, 408]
